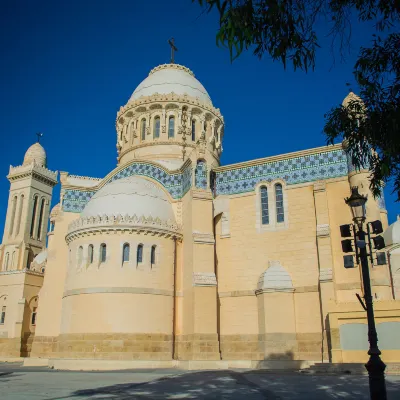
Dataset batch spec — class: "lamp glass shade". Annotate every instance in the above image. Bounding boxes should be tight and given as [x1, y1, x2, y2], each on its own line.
[345, 187, 367, 222]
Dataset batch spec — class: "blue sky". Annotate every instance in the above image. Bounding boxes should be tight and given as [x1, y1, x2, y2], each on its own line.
[0, 0, 398, 236]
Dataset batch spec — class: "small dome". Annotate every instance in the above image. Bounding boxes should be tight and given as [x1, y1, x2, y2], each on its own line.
[23, 142, 47, 167]
[383, 216, 400, 247]
[81, 176, 176, 223]
[50, 203, 60, 219]
[257, 262, 293, 291]
[33, 250, 47, 265]
[129, 64, 212, 105]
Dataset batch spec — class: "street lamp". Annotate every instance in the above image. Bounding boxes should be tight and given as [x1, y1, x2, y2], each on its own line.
[342, 186, 387, 400]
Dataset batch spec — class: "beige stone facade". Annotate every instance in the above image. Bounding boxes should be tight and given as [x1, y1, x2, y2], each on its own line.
[1, 63, 400, 369]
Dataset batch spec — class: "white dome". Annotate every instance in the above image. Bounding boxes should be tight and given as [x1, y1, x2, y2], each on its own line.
[129, 64, 212, 105]
[81, 176, 176, 223]
[23, 142, 47, 167]
[383, 216, 400, 247]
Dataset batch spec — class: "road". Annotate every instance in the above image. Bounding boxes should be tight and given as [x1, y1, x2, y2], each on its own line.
[1, 362, 399, 399]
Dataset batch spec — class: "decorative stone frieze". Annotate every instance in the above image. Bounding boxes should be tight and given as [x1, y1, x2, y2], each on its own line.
[319, 268, 333, 283]
[8, 163, 58, 186]
[192, 272, 217, 287]
[317, 224, 330, 237]
[66, 214, 182, 244]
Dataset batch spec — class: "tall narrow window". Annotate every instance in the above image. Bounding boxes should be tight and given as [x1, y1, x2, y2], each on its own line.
[260, 187, 269, 225]
[9, 196, 17, 237]
[100, 244, 107, 263]
[191, 119, 196, 141]
[4, 253, 9, 271]
[275, 184, 285, 223]
[0, 306, 5, 324]
[36, 198, 45, 240]
[151, 245, 156, 266]
[16, 194, 24, 236]
[31, 307, 37, 325]
[123, 243, 130, 263]
[137, 244, 143, 264]
[168, 116, 175, 138]
[11, 252, 15, 269]
[88, 245, 94, 264]
[77, 246, 83, 267]
[30, 196, 38, 238]
[153, 117, 160, 139]
[141, 119, 146, 140]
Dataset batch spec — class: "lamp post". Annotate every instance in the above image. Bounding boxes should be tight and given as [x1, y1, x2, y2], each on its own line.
[344, 187, 387, 400]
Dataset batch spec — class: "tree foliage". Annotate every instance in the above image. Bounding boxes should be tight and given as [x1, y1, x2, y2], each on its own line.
[195, 0, 400, 200]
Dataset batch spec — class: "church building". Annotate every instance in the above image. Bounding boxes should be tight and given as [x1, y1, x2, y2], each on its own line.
[1, 62, 400, 370]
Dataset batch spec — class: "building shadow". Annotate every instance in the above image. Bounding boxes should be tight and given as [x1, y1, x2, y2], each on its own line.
[44, 369, 400, 400]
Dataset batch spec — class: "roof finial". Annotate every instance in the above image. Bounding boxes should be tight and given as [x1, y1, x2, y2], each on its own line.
[168, 38, 178, 64]
[36, 132, 43, 143]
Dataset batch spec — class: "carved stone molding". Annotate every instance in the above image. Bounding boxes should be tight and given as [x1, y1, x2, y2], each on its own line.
[317, 224, 330, 237]
[192, 231, 215, 245]
[66, 214, 182, 244]
[319, 268, 333, 282]
[313, 181, 326, 192]
[193, 272, 217, 287]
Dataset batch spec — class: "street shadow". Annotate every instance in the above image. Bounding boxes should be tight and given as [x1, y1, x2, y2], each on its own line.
[46, 369, 400, 400]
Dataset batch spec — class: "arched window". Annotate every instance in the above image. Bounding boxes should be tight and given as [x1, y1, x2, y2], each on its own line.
[151, 245, 156, 266]
[11, 252, 15, 269]
[137, 244, 143, 264]
[4, 253, 9, 271]
[123, 243, 130, 263]
[141, 118, 146, 141]
[168, 116, 175, 138]
[88, 245, 94, 264]
[16, 194, 24, 236]
[30, 195, 38, 238]
[275, 184, 284, 223]
[260, 186, 269, 225]
[36, 198, 45, 240]
[77, 246, 83, 266]
[100, 243, 107, 263]
[153, 117, 160, 139]
[191, 119, 196, 141]
[9, 196, 17, 237]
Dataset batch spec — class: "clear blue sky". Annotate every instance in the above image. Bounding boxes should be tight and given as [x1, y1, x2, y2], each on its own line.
[0, 0, 398, 236]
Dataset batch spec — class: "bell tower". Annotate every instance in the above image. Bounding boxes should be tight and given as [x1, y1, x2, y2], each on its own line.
[0, 140, 58, 271]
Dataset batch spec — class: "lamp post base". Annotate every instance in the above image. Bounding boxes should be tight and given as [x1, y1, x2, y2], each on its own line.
[365, 354, 387, 400]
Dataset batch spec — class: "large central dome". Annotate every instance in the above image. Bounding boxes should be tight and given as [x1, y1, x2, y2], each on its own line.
[129, 64, 212, 105]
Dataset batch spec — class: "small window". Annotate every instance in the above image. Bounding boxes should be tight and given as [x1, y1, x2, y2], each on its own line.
[260, 186, 269, 225]
[275, 184, 284, 223]
[137, 244, 143, 264]
[100, 244, 107, 263]
[123, 243, 130, 263]
[4, 252, 9, 271]
[153, 117, 160, 139]
[31, 307, 37, 325]
[0, 306, 5, 324]
[141, 119, 146, 140]
[30, 195, 38, 238]
[151, 245, 156, 266]
[88, 244, 94, 264]
[191, 119, 196, 141]
[77, 246, 83, 266]
[168, 116, 175, 138]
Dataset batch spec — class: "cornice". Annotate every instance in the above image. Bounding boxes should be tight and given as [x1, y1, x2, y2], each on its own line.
[0, 268, 44, 277]
[214, 143, 344, 173]
[66, 214, 182, 244]
[8, 163, 58, 186]
[117, 92, 223, 121]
